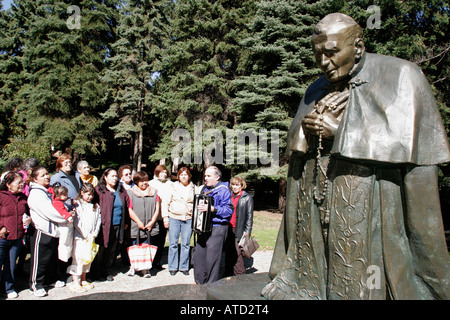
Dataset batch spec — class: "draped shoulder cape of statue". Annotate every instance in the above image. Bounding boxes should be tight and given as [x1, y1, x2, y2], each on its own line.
[264, 53, 450, 300]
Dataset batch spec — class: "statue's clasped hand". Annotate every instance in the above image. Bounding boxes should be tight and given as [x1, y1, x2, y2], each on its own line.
[302, 90, 349, 139]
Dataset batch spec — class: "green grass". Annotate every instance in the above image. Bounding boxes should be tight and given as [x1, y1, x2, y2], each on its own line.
[251, 211, 283, 251]
[167, 211, 283, 251]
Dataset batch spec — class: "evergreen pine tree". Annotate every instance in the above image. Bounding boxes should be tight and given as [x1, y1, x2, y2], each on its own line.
[102, 0, 172, 171]
[152, 0, 256, 168]
[1, 0, 119, 163]
[0, 1, 29, 147]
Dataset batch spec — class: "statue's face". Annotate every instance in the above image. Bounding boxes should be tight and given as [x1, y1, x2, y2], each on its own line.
[312, 29, 358, 82]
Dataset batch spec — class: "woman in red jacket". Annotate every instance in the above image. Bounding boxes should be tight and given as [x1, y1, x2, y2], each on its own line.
[0, 171, 30, 299]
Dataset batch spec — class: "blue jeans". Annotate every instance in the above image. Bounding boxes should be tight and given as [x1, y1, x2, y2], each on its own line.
[168, 218, 192, 271]
[0, 238, 23, 294]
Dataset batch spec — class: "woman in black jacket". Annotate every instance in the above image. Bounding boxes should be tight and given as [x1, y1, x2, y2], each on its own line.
[224, 176, 254, 276]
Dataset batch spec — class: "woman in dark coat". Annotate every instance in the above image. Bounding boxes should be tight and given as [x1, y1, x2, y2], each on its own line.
[224, 176, 254, 276]
[90, 168, 131, 281]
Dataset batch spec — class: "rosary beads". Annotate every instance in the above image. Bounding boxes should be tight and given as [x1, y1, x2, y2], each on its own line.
[313, 106, 331, 228]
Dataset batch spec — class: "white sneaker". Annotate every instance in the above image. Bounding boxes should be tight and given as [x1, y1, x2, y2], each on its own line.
[127, 267, 135, 277]
[55, 280, 66, 288]
[7, 291, 18, 299]
[34, 288, 47, 297]
[142, 270, 151, 278]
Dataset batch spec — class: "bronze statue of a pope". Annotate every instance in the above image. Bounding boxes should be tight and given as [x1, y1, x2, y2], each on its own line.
[262, 13, 450, 300]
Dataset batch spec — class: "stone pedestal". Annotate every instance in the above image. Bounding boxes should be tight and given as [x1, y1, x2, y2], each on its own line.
[68, 273, 271, 300]
[206, 273, 271, 300]
[70, 284, 208, 300]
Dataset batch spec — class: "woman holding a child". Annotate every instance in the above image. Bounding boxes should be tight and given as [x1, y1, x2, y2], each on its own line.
[27, 166, 69, 297]
[50, 153, 82, 210]
[49, 153, 82, 286]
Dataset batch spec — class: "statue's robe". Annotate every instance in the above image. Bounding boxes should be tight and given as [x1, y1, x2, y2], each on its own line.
[263, 53, 450, 300]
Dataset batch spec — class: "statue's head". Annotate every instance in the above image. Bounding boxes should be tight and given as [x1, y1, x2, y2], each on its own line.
[312, 13, 365, 83]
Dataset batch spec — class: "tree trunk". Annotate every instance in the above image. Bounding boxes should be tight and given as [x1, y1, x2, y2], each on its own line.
[278, 178, 286, 214]
[133, 130, 143, 172]
[133, 98, 144, 172]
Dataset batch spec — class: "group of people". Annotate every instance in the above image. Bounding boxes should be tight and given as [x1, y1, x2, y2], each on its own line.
[0, 154, 255, 299]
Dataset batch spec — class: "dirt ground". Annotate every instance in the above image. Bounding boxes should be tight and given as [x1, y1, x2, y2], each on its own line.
[5, 211, 278, 301]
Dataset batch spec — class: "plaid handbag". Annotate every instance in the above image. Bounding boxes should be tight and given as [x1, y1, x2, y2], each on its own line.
[127, 231, 158, 271]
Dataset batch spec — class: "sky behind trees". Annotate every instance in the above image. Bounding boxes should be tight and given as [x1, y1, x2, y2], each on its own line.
[1, 0, 13, 11]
